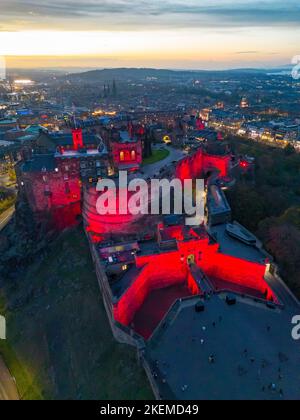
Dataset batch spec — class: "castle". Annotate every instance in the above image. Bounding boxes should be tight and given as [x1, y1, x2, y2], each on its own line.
[16, 124, 300, 400]
[16, 125, 143, 230]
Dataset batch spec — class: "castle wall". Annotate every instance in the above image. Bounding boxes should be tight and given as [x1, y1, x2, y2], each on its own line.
[82, 184, 145, 235]
[114, 236, 278, 329]
[111, 140, 142, 169]
[175, 148, 230, 181]
[199, 253, 277, 302]
[114, 252, 192, 326]
[19, 159, 82, 229]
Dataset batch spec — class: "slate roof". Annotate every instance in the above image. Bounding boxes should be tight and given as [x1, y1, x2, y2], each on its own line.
[22, 154, 56, 173]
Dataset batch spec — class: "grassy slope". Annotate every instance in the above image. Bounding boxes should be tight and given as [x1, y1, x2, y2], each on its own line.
[0, 227, 153, 400]
[143, 148, 170, 165]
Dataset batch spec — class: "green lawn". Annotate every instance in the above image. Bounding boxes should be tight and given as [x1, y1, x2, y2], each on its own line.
[143, 148, 170, 165]
[0, 227, 153, 400]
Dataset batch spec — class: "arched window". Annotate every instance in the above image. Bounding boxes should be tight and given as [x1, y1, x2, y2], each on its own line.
[120, 151, 125, 161]
[131, 150, 136, 161]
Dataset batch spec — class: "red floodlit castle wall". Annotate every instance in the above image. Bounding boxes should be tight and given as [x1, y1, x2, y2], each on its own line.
[20, 160, 82, 229]
[176, 237, 277, 302]
[21, 170, 81, 211]
[112, 140, 142, 169]
[114, 251, 201, 327]
[72, 129, 84, 150]
[203, 154, 229, 178]
[51, 201, 82, 230]
[82, 147, 230, 236]
[176, 148, 230, 181]
[114, 237, 278, 329]
[199, 253, 277, 302]
[82, 185, 146, 235]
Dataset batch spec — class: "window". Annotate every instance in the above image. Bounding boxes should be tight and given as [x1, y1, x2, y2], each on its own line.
[131, 150, 136, 161]
[120, 151, 125, 161]
[65, 182, 70, 194]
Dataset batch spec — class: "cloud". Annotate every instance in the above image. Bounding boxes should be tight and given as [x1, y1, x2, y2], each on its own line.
[1, 0, 300, 31]
[235, 51, 259, 55]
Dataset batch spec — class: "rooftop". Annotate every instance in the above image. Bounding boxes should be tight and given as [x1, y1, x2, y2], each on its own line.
[207, 185, 231, 216]
[118, 130, 138, 143]
[0, 140, 14, 147]
[44, 131, 102, 147]
[147, 293, 300, 400]
[209, 223, 266, 264]
[22, 154, 56, 173]
[55, 148, 107, 158]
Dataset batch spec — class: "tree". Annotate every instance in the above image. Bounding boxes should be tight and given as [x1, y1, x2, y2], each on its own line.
[284, 143, 295, 156]
[280, 207, 300, 230]
[226, 186, 267, 232]
[266, 224, 300, 291]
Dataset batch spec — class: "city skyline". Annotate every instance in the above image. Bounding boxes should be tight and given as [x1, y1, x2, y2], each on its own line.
[1, 0, 300, 69]
[1, 0, 300, 403]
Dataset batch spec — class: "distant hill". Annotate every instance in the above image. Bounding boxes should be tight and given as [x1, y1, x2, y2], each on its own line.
[60, 67, 282, 83]
[6, 66, 292, 84]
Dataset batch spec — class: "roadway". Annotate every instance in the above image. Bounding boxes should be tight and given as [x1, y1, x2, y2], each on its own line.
[0, 206, 15, 231]
[0, 170, 16, 232]
[0, 357, 19, 400]
[142, 145, 187, 178]
[0, 204, 18, 401]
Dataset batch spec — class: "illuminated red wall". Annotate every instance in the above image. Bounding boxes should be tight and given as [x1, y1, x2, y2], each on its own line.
[196, 118, 205, 130]
[82, 185, 146, 235]
[112, 140, 142, 168]
[203, 154, 229, 178]
[176, 149, 230, 181]
[72, 128, 84, 150]
[178, 237, 277, 302]
[114, 236, 278, 328]
[20, 158, 82, 230]
[114, 250, 201, 326]
[21, 170, 81, 212]
[199, 253, 277, 302]
[160, 225, 185, 241]
[51, 201, 82, 230]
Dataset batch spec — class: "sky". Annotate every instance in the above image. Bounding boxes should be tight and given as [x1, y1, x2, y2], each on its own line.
[1, 0, 300, 70]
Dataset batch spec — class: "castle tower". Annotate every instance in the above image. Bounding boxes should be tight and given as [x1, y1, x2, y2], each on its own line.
[72, 128, 83, 150]
[196, 117, 205, 130]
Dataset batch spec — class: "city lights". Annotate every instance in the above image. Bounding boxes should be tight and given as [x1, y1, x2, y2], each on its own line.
[1, 0, 300, 404]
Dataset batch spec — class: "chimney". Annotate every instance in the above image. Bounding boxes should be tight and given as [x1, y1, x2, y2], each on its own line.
[72, 128, 83, 150]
